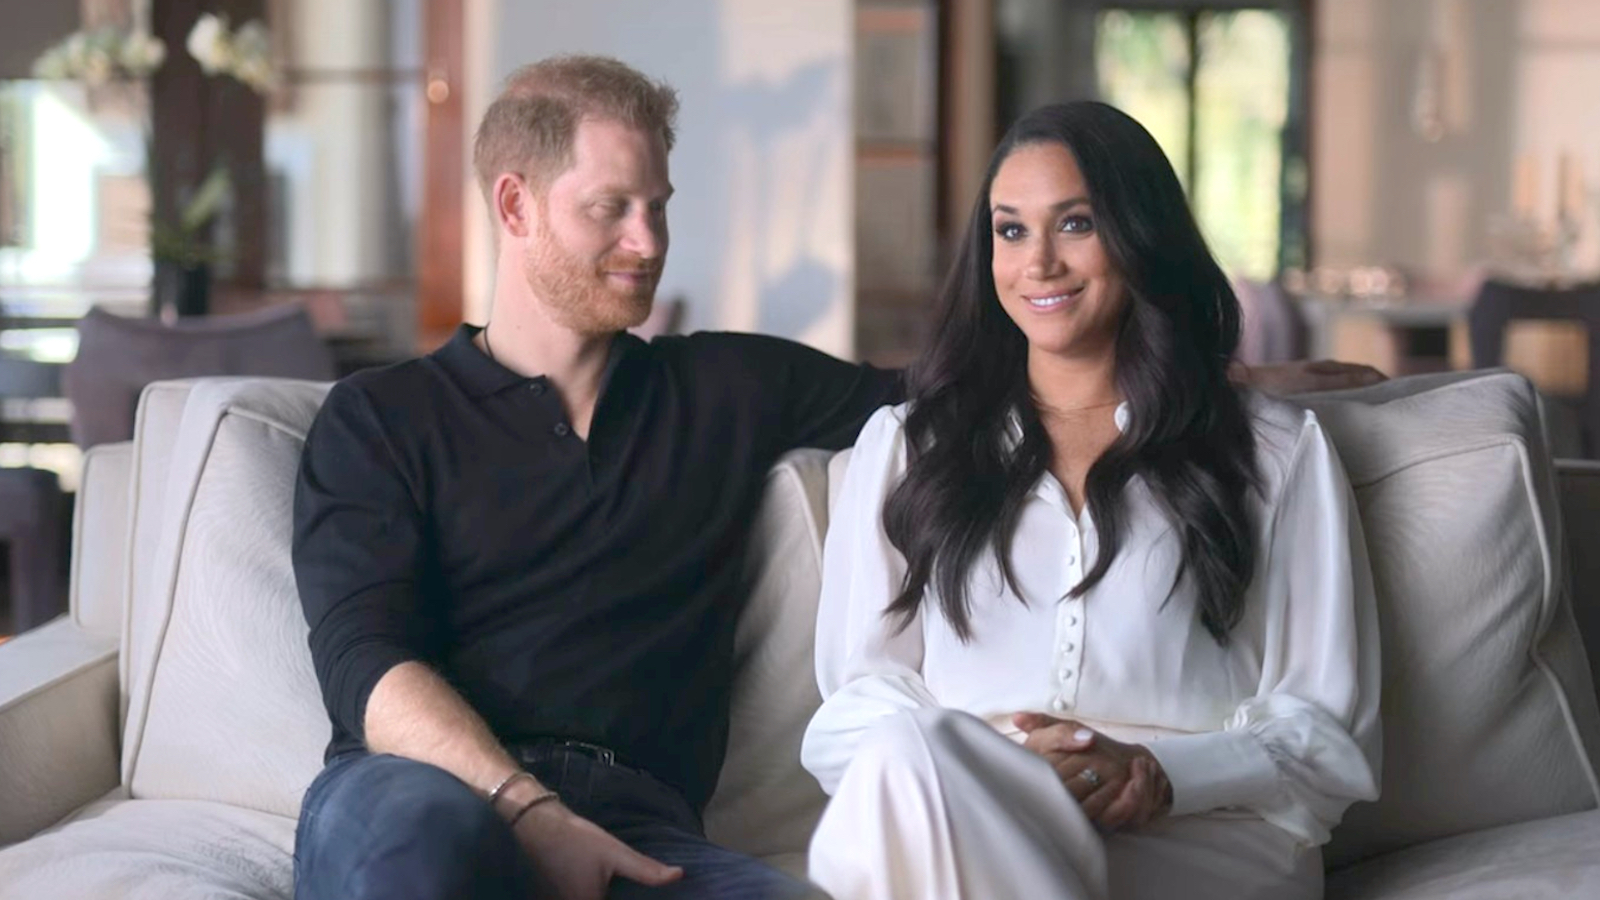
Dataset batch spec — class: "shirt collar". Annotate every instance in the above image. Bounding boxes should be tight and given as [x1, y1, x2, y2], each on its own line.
[433, 324, 644, 399]
[435, 325, 523, 398]
[1012, 401, 1131, 523]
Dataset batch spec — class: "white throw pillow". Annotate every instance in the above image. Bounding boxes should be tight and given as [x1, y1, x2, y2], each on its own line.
[1303, 371, 1600, 867]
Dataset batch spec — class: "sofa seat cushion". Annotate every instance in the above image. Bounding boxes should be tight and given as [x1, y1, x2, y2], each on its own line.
[1325, 808, 1600, 899]
[0, 792, 294, 900]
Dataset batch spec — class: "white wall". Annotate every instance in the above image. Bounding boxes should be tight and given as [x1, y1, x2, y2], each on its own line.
[267, 0, 400, 286]
[467, 0, 855, 357]
[1314, 0, 1600, 276]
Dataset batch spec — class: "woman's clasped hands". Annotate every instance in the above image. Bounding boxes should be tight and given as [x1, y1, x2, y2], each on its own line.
[1014, 712, 1174, 832]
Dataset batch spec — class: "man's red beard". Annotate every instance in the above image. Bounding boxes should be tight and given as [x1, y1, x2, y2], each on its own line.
[523, 223, 661, 336]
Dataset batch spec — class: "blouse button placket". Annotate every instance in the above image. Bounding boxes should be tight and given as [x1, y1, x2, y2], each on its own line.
[1054, 526, 1087, 711]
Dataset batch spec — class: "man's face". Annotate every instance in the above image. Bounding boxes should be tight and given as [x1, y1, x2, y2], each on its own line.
[521, 118, 673, 336]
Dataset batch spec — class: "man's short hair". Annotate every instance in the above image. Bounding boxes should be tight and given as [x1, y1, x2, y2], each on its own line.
[473, 55, 679, 201]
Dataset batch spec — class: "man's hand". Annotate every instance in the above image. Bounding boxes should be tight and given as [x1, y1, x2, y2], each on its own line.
[1014, 713, 1171, 832]
[1232, 359, 1387, 395]
[512, 798, 682, 900]
[361, 666, 680, 899]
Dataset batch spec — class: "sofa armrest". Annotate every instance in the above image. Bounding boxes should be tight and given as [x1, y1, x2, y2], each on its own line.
[0, 619, 120, 845]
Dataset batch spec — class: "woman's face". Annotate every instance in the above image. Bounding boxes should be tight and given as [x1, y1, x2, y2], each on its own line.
[988, 142, 1127, 364]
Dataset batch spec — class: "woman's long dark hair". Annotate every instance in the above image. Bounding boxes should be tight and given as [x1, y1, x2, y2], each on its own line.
[882, 101, 1258, 646]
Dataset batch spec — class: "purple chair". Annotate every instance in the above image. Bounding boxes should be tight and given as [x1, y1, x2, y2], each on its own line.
[63, 303, 337, 450]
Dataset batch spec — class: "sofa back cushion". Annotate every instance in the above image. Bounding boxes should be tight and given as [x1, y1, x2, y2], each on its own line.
[704, 449, 834, 867]
[121, 379, 332, 815]
[1302, 371, 1600, 868]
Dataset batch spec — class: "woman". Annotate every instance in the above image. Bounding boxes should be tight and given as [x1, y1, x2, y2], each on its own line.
[800, 101, 1380, 900]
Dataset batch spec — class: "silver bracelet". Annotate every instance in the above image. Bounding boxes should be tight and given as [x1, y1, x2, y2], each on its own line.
[486, 769, 537, 809]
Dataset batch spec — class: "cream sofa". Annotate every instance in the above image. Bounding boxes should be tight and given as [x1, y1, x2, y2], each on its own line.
[2, 369, 1599, 899]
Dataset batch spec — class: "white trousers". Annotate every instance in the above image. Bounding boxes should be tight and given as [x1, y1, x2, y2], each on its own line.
[807, 709, 1322, 900]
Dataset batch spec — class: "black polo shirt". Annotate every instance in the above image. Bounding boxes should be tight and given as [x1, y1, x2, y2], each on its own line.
[292, 325, 902, 810]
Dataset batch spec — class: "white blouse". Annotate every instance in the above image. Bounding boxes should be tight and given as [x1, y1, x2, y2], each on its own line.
[801, 393, 1381, 846]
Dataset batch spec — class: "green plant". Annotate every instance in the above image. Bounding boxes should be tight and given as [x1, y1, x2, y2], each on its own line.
[148, 164, 231, 267]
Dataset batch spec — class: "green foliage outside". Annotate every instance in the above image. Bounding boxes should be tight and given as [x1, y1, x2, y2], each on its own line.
[1096, 9, 1290, 281]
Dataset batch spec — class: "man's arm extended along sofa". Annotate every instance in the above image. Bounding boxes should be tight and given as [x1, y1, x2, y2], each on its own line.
[2, 369, 1600, 899]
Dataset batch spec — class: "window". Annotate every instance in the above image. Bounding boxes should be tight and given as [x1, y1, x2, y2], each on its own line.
[0, 80, 150, 296]
[1096, 7, 1302, 280]
[996, 1, 1311, 282]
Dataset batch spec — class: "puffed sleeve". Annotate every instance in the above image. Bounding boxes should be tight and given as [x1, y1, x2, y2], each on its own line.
[800, 405, 941, 794]
[1144, 411, 1382, 845]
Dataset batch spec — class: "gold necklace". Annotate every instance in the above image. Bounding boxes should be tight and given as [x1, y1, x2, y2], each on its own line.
[1043, 398, 1122, 416]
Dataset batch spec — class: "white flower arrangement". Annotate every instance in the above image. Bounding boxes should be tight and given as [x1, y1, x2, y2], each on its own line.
[31, 12, 280, 272]
[33, 27, 167, 85]
[33, 13, 275, 94]
[184, 13, 230, 75]
[185, 13, 277, 92]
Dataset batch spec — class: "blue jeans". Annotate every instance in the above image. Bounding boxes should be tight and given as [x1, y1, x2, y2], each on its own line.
[293, 743, 815, 900]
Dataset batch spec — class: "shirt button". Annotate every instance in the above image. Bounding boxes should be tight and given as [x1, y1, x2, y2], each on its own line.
[552, 423, 570, 437]
[1052, 698, 1068, 712]
[1067, 554, 1077, 566]
[1068, 616, 1078, 626]
[1061, 669, 1073, 680]
[529, 382, 546, 395]
[1066, 643, 1075, 652]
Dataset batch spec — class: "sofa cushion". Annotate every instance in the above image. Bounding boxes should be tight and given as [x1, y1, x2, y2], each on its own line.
[1325, 808, 1600, 900]
[0, 791, 295, 900]
[122, 379, 332, 816]
[1299, 371, 1600, 867]
[705, 448, 834, 872]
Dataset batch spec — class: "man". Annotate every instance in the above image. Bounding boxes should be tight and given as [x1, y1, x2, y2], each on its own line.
[291, 55, 1380, 900]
